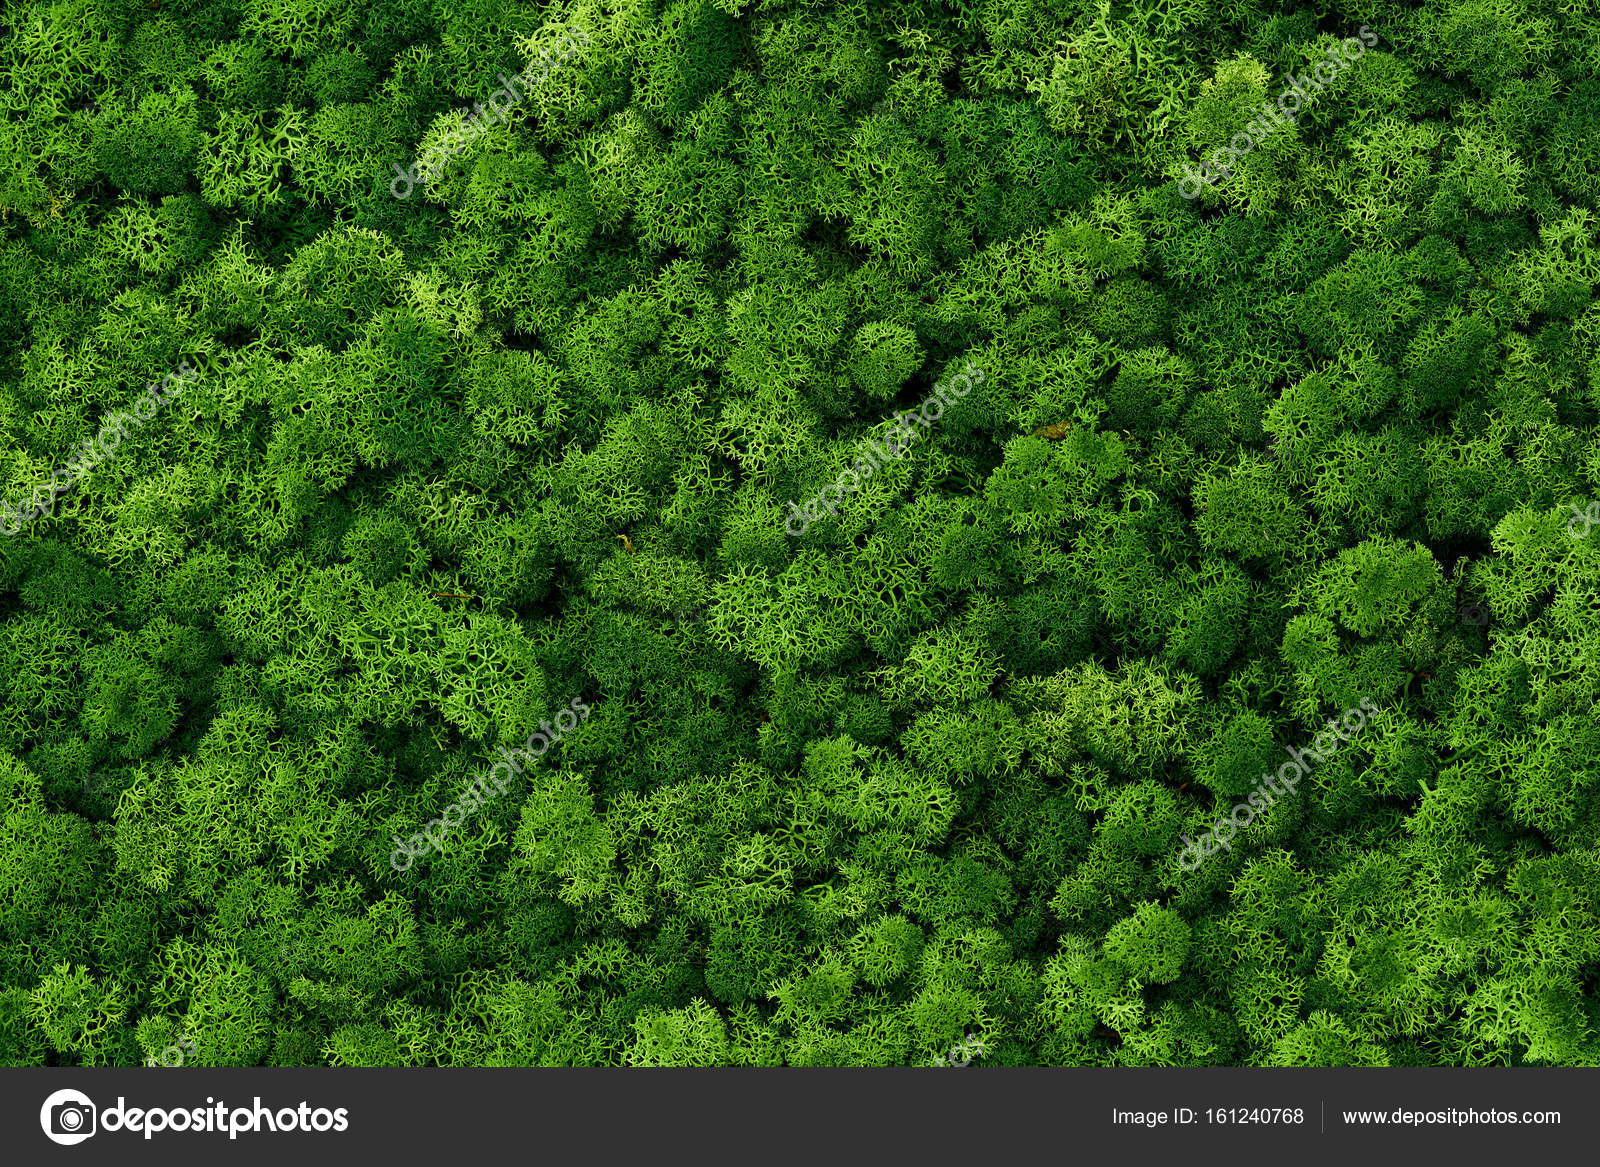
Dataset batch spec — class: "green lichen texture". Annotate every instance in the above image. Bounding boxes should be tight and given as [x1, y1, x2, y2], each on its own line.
[2, 0, 1599, 1068]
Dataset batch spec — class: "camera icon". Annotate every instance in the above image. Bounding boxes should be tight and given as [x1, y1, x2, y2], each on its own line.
[1460, 604, 1489, 627]
[40, 1089, 96, 1145]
